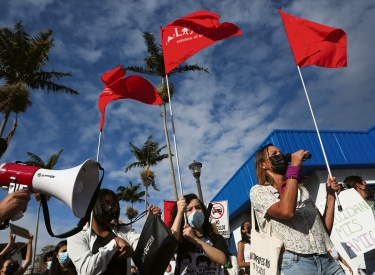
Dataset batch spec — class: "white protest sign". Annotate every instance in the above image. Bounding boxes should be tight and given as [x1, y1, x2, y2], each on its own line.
[318, 189, 375, 270]
[209, 200, 230, 238]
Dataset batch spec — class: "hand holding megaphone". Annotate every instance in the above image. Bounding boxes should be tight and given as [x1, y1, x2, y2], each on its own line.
[0, 189, 31, 225]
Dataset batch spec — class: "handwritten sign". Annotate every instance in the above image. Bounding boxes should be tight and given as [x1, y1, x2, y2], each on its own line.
[318, 189, 375, 265]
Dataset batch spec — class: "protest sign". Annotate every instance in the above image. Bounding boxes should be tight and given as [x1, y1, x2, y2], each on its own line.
[317, 189, 375, 270]
[208, 200, 230, 238]
[9, 223, 31, 239]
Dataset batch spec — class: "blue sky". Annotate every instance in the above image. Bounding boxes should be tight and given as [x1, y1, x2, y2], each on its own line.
[1, 0, 375, 255]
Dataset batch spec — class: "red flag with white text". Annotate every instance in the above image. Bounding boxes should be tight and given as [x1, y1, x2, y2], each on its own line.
[161, 10, 242, 74]
[279, 8, 347, 68]
[164, 200, 177, 229]
[98, 66, 162, 131]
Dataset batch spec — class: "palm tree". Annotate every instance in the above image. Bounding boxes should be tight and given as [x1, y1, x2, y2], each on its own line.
[117, 181, 146, 226]
[125, 31, 208, 201]
[125, 135, 168, 210]
[0, 21, 78, 146]
[24, 149, 63, 275]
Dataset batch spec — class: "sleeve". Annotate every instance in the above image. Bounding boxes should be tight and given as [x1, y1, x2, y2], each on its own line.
[67, 230, 118, 275]
[250, 185, 279, 231]
[117, 226, 140, 251]
[214, 234, 230, 262]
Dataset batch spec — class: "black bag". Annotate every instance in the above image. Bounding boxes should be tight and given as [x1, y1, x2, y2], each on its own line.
[132, 212, 179, 275]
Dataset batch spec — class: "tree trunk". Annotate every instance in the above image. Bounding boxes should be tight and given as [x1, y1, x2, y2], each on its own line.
[31, 201, 41, 275]
[144, 186, 148, 211]
[0, 111, 11, 137]
[162, 103, 178, 201]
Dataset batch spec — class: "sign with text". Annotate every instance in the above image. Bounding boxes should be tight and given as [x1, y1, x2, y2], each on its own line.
[209, 200, 230, 238]
[318, 189, 375, 263]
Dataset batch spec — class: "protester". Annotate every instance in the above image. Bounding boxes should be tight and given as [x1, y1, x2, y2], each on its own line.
[39, 250, 54, 275]
[48, 240, 76, 275]
[236, 221, 251, 275]
[67, 188, 161, 275]
[343, 175, 375, 275]
[0, 190, 31, 227]
[0, 231, 33, 275]
[171, 193, 229, 275]
[250, 144, 344, 274]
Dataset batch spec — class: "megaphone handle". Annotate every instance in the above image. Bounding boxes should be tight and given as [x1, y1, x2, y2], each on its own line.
[8, 183, 27, 221]
[10, 211, 24, 221]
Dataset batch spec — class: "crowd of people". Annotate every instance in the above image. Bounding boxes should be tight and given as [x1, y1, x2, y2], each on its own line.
[0, 145, 375, 275]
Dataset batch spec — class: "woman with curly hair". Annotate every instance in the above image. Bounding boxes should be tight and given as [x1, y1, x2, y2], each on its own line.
[171, 193, 229, 275]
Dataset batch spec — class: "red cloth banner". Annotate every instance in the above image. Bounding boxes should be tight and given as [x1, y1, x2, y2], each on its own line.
[161, 10, 242, 74]
[279, 8, 347, 68]
[98, 66, 162, 130]
[164, 200, 177, 229]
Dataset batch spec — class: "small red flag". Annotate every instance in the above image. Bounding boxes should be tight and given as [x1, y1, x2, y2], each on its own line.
[279, 8, 347, 68]
[163, 200, 177, 229]
[161, 10, 242, 74]
[98, 66, 162, 131]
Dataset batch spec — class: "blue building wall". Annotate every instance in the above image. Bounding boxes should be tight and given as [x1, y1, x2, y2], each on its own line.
[212, 124, 375, 221]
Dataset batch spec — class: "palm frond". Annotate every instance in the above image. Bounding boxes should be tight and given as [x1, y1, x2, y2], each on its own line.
[44, 149, 63, 169]
[169, 64, 209, 76]
[25, 152, 44, 167]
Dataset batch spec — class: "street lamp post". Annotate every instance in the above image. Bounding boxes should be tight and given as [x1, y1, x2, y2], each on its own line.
[188, 160, 204, 204]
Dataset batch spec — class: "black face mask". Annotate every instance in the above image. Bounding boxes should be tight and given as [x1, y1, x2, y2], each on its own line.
[246, 225, 251, 234]
[5, 265, 13, 275]
[94, 206, 118, 227]
[269, 153, 287, 175]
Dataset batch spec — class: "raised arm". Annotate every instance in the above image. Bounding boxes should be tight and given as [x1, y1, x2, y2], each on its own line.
[14, 233, 33, 275]
[171, 197, 186, 240]
[321, 175, 340, 235]
[267, 150, 307, 219]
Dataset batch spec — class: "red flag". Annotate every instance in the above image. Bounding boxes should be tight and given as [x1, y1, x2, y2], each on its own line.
[279, 8, 347, 68]
[161, 10, 242, 74]
[98, 66, 162, 131]
[164, 200, 176, 229]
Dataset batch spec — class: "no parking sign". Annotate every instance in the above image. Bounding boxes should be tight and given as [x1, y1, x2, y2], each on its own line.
[209, 200, 230, 238]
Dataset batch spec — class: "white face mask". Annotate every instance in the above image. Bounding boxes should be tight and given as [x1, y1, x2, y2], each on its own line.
[46, 261, 52, 269]
[187, 210, 205, 228]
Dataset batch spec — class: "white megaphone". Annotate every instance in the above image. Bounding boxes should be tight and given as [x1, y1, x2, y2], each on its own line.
[0, 159, 99, 220]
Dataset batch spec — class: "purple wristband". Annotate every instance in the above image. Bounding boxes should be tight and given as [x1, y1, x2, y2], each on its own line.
[285, 166, 301, 180]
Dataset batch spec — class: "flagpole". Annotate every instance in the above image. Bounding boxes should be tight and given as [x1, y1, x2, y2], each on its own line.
[165, 75, 187, 224]
[89, 130, 103, 240]
[297, 66, 342, 211]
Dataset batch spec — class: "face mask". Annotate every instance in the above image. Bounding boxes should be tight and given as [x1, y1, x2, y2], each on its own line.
[95, 206, 118, 226]
[46, 261, 52, 269]
[358, 185, 375, 199]
[4, 265, 13, 275]
[58, 252, 71, 264]
[187, 210, 205, 228]
[246, 225, 251, 234]
[269, 154, 287, 175]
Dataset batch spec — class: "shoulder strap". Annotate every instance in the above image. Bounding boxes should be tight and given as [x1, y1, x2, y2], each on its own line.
[41, 162, 104, 238]
[251, 205, 272, 236]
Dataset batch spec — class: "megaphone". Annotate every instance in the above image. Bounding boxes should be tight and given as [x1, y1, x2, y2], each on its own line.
[0, 159, 99, 220]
